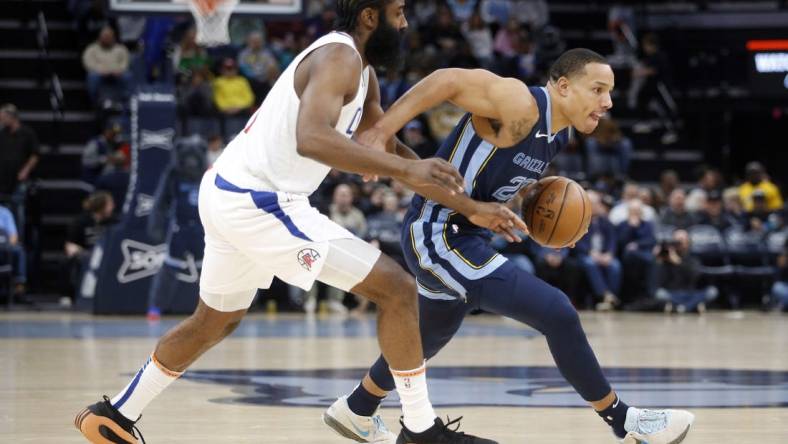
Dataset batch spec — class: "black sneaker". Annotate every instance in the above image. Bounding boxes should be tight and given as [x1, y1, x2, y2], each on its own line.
[75, 396, 145, 443]
[396, 416, 498, 443]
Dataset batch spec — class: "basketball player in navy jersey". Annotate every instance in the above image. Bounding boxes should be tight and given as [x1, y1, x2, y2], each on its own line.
[324, 49, 694, 444]
[74, 1, 517, 443]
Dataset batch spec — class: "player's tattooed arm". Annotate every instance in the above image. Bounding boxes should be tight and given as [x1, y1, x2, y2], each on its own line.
[508, 117, 533, 141]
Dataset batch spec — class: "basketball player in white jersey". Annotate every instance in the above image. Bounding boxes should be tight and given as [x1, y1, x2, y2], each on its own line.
[74, 1, 519, 442]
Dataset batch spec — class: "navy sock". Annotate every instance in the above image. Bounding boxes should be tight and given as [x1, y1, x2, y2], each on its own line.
[596, 395, 629, 438]
[346, 384, 385, 417]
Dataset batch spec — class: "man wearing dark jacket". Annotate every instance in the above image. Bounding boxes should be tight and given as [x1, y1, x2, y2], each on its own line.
[576, 191, 621, 310]
[617, 199, 657, 306]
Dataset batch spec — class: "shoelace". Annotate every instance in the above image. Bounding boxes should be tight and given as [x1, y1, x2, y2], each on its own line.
[372, 415, 389, 433]
[101, 396, 146, 443]
[633, 409, 668, 435]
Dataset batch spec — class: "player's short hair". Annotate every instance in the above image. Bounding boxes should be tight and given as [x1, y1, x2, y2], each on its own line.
[549, 48, 608, 82]
[335, 0, 389, 32]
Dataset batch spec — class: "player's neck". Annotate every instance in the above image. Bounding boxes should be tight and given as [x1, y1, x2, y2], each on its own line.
[348, 30, 371, 68]
[546, 82, 571, 134]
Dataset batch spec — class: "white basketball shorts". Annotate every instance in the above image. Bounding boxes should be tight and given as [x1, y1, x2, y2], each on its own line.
[198, 169, 381, 312]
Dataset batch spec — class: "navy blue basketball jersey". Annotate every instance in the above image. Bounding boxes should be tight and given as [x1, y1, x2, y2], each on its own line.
[402, 86, 570, 300]
[411, 86, 569, 229]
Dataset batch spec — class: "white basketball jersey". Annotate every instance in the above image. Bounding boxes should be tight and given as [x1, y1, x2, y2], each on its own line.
[214, 32, 369, 195]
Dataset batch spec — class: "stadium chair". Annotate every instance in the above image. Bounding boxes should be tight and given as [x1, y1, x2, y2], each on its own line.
[688, 225, 734, 276]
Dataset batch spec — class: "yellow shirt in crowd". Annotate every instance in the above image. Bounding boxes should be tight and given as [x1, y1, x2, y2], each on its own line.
[738, 180, 784, 211]
[212, 75, 255, 112]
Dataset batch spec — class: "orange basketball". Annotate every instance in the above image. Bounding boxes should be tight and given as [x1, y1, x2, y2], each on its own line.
[522, 176, 592, 248]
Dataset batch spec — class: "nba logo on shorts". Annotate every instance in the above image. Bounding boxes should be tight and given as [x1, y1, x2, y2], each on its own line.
[297, 248, 321, 271]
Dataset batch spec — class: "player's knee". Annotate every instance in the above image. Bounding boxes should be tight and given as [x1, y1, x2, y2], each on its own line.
[376, 270, 417, 310]
[544, 291, 581, 332]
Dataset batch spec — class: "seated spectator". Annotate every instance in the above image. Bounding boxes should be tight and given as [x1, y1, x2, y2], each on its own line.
[656, 169, 680, 208]
[0, 204, 26, 296]
[686, 166, 723, 212]
[178, 67, 216, 118]
[379, 69, 411, 110]
[237, 31, 281, 104]
[747, 190, 779, 234]
[64, 192, 116, 301]
[739, 161, 784, 212]
[400, 120, 435, 160]
[95, 150, 130, 213]
[617, 199, 658, 307]
[770, 236, 788, 311]
[696, 189, 740, 232]
[609, 182, 658, 225]
[723, 187, 748, 227]
[462, 12, 494, 68]
[654, 229, 718, 313]
[81, 25, 131, 103]
[628, 33, 678, 145]
[447, 0, 477, 22]
[533, 244, 581, 303]
[0, 104, 39, 199]
[575, 191, 621, 310]
[355, 190, 404, 316]
[206, 134, 224, 166]
[173, 27, 211, 82]
[213, 58, 255, 117]
[81, 120, 122, 184]
[420, 5, 466, 58]
[585, 117, 633, 178]
[660, 188, 698, 229]
[493, 18, 521, 60]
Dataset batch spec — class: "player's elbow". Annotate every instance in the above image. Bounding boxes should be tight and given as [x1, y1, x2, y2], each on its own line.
[433, 68, 461, 97]
[295, 125, 322, 159]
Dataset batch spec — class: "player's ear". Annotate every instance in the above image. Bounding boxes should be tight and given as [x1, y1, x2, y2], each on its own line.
[554, 77, 571, 97]
[359, 6, 379, 30]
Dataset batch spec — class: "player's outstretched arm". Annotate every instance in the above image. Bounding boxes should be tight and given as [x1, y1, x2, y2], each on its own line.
[368, 68, 539, 142]
[294, 44, 464, 194]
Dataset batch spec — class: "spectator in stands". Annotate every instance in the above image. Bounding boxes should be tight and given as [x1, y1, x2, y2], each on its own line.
[447, 0, 477, 22]
[206, 134, 224, 167]
[95, 150, 130, 212]
[462, 12, 494, 69]
[617, 199, 658, 306]
[237, 31, 281, 104]
[400, 119, 435, 160]
[493, 18, 522, 61]
[420, 4, 466, 67]
[585, 117, 633, 178]
[576, 191, 621, 311]
[64, 191, 116, 301]
[173, 27, 211, 82]
[609, 182, 658, 225]
[213, 58, 255, 118]
[0, 104, 39, 199]
[656, 169, 680, 208]
[533, 244, 580, 304]
[654, 229, 717, 313]
[379, 70, 411, 110]
[81, 120, 121, 184]
[739, 161, 784, 212]
[629, 33, 677, 144]
[770, 236, 788, 311]
[660, 188, 698, 229]
[747, 190, 779, 234]
[82, 25, 131, 103]
[355, 190, 404, 316]
[696, 189, 739, 232]
[178, 67, 216, 118]
[480, 0, 512, 24]
[723, 187, 747, 227]
[686, 166, 723, 212]
[0, 204, 26, 296]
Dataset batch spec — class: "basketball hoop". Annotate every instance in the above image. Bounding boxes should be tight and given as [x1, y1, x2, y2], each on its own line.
[185, 0, 239, 47]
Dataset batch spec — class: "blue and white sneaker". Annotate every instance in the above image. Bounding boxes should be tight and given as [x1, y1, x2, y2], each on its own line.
[323, 396, 396, 443]
[622, 407, 694, 444]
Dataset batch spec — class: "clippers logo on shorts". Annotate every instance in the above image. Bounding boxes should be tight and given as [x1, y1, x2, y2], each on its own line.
[117, 239, 167, 283]
[297, 248, 321, 271]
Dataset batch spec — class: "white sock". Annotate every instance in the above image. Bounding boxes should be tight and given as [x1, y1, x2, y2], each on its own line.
[391, 362, 437, 433]
[110, 354, 182, 421]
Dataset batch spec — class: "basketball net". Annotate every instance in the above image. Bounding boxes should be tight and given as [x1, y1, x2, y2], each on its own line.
[187, 0, 239, 47]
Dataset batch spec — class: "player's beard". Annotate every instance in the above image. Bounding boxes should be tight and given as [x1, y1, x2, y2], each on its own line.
[365, 17, 404, 72]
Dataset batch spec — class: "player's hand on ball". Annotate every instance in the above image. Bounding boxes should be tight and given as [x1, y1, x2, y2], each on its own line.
[401, 158, 465, 195]
[355, 127, 390, 182]
[469, 202, 529, 242]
